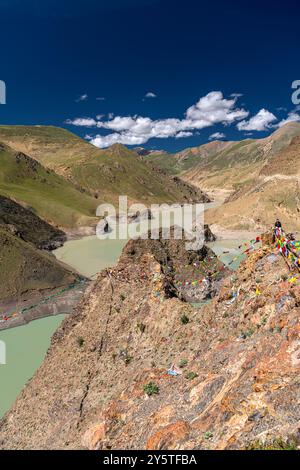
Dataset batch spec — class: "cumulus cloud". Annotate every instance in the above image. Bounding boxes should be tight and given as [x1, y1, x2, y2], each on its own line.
[237, 108, 277, 132]
[184, 91, 248, 128]
[75, 94, 88, 102]
[175, 131, 193, 138]
[66, 91, 248, 148]
[65, 117, 97, 127]
[145, 92, 157, 98]
[209, 132, 226, 140]
[277, 111, 300, 128]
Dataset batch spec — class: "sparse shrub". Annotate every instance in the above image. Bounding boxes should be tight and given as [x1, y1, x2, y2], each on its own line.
[260, 316, 267, 326]
[204, 431, 213, 440]
[144, 382, 159, 396]
[281, 274, 288, 281]
[137, 322, 146, 333]
[240, 327, 255, 339]
[185, 371, 198, 380]
[180, 314, 190, 325]
[120, 293, 126, 301]
[76, 336, 84, 347]
[179, 358, 188, 368]
[124, 354, 133, 365]
[119, 349, 133, 365]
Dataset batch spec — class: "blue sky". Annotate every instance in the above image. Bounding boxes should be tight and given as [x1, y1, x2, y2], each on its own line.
[0, 0, 299, 151]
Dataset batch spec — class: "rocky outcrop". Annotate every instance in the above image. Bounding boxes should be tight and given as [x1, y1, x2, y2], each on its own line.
[0, 195, 66, 250]
[0, 235, 300, 450]
[204, 224, 216, 242]
[0, 225, 78, 305]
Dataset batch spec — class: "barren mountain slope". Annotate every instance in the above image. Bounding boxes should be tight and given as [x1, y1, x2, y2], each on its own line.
[182, 122, 300, 193]
[205, 133, 300, 231]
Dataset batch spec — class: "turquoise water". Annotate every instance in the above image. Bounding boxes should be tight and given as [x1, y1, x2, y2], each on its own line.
[0, 315, 65, 417]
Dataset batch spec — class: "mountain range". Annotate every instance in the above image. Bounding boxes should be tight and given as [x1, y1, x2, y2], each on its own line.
[143, 122, 300, 231]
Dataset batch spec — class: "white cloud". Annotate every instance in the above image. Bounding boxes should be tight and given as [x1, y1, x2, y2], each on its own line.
[89, 133, 148, 148]
[237, 108, 277, 131]
[96, 96, 105, 101]
[65, 117, 96, 127]
[184, 91, 248, 129]
[75, 94, 88, 102]
[145, 92, 157, 98]
[209, 132, 226, 140]
[277, 111, 300, 127]
[66, 91, 248, 148]
[175, 131, 193, 138]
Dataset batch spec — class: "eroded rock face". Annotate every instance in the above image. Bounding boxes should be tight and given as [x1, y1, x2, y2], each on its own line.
[0, 195, 66, 250]
[121, 228, 227, 302]
[0, 237, 300, 450]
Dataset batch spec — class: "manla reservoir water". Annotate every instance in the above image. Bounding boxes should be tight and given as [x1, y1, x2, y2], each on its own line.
[0, 315, 65, 417]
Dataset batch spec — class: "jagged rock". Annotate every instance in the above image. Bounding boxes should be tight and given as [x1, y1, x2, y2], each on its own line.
[96, 218, 112, 236]
[204, 224, 216, 242]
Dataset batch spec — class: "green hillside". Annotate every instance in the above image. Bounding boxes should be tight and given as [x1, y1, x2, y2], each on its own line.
[0, 126, 207, 205]
[0, 142, 98, 229]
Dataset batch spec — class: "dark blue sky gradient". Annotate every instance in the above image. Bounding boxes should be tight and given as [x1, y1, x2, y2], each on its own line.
[0, 0, 299, 150]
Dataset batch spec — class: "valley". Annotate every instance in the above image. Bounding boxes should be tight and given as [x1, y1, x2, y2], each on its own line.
[0, 122, 299, 449]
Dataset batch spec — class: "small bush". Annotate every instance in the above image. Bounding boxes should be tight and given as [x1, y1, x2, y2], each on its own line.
[137, 322, 146, 333]
[76, 336, 84, 347]
[144, 382, 159, 396]
[179, 358, 188, 368]
[204, 431, 213, 440]
[185, 371, 198, 380]
[260, 316, 267, 326]
[240, 327, 255, 339]
[124, 355, 133, 365]
[120, 293, 126, 301]
[180, 314, 190, 325]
